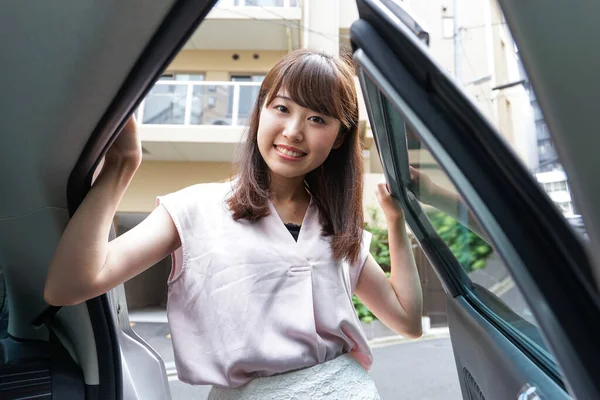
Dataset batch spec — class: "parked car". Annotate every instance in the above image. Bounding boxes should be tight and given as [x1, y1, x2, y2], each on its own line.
[0, 0, 598, 399]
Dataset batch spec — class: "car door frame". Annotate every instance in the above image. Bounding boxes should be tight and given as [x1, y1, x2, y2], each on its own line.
[65, 0, 219, 398]
[351, 0, 600, 399]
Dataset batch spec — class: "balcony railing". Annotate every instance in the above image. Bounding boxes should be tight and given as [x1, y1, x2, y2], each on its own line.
[137, 81, 261, 127]
[216, 0, 299, 7]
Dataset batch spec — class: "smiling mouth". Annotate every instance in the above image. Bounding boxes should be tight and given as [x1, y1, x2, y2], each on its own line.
[274, 145, 307, 159]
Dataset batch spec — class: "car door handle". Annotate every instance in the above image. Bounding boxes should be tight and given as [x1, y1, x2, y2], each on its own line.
[518, 384, 541, 400]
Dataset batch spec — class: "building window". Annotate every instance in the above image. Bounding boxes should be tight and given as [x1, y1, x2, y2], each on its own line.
[442, 17, 454, 39]
[160, 73, 205, 81]
[556, 201, 573, 215]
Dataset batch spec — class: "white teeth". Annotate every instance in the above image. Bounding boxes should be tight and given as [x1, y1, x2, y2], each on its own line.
[276, 146, 304, 158]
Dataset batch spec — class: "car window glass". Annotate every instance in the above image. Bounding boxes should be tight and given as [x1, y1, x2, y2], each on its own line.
[404, 0, 587, 241]
[374, 86, 562, 380]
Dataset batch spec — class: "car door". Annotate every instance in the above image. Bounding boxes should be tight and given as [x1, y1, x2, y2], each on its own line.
[351, 0, 600, 399]
[0, 1, 218, 399]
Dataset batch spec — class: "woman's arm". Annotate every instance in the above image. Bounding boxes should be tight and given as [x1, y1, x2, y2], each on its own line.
[44, 117, 181, 306]
[355, 182, 423, 338]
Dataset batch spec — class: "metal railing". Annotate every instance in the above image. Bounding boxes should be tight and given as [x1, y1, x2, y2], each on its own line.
[137, 81, 261, 127]
[216, 0, 299, 7]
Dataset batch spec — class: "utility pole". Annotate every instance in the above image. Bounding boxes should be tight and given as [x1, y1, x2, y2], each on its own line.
[453, 0, 461, 83]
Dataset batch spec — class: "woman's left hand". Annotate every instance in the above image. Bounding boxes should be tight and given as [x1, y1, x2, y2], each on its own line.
[375, 180, 405, 223]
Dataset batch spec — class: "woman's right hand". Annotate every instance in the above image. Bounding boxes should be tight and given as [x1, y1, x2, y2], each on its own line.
[105, 115, 142, 168]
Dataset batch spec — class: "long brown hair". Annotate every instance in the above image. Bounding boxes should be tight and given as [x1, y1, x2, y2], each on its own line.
[227, 49, 364, 263]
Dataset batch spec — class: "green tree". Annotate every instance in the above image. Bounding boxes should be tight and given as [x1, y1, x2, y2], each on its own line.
[353, 207, 392, 323]
[427, 211, 492, 272]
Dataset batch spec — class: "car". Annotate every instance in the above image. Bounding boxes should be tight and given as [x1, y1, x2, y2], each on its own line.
[0, 0, 598, 399]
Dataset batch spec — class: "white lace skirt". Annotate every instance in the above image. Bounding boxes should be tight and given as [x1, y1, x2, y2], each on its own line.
[207, 354, 380, 400]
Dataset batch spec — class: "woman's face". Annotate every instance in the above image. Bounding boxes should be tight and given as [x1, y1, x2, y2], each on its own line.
[257, 90, 342, 181]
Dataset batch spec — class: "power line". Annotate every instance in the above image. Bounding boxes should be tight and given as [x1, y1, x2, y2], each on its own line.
[461, 21, 509, 31]
[458, 38, 495, 116]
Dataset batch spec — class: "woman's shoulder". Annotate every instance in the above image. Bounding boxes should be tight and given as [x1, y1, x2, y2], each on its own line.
[165, 180, 234, 199]
[158, 180, 235, 213]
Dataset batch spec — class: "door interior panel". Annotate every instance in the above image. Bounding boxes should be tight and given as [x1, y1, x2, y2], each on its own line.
[447, 297, 568, 400]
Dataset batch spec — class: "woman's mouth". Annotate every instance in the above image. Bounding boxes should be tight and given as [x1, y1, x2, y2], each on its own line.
[274, 145, 307, 160]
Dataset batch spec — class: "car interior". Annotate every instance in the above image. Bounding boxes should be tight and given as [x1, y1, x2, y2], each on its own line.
[0, 1, 218, 398]
[1, 0, 599, 399]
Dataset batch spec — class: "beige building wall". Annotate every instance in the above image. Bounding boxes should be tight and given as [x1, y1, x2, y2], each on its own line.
[302, 0, 339, 54]
[166, 49, 287, 78]
[119, 161, 233, 213]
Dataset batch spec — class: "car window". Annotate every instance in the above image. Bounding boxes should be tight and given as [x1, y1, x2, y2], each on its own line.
[403, 0, 586, 241]
[370, 83, 562, 380]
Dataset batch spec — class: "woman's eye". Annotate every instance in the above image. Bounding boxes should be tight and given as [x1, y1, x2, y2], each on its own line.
[309, 116, 325, 124]
[275, 105, 288, 113]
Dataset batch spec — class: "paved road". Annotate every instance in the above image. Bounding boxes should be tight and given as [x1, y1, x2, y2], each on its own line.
[369, 337, 461, 400]
[132, 323, 461, 400]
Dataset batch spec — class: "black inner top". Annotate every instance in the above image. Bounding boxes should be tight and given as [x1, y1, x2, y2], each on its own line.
[284, 223, 301, 242]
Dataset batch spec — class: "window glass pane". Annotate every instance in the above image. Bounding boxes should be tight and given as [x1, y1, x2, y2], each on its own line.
[191, 85, 232, 126]
[244, 0, 284, 6]
[237, 85, 260, 126]
[159, 73, 204, 81]
[377, 93, 561, 376]
[142, 84, 187, 125]
[174, 74, 204, 81]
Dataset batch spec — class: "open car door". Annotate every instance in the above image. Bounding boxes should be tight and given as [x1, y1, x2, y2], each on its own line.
[351, 0, 600, 399]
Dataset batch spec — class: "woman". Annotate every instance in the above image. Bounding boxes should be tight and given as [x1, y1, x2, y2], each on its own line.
[45, 50, 423, 399]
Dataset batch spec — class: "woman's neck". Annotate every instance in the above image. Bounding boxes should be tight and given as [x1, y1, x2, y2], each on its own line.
[269, 174, 309, 205]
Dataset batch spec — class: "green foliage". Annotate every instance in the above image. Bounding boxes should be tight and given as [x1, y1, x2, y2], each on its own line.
[353, 207, 493, 323]
[352, 271, 390, 324]
[364, 207, 391, 273]
[354, 207, 392, 323]
[427, 211, 492, 273]
[353, 294, 375, 324]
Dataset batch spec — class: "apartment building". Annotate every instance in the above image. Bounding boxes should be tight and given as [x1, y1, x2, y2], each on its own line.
[119, 0, 535, 309]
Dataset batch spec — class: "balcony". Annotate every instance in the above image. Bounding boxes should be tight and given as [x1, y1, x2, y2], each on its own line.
[183, 0, 301, 51]
[138, 80, 261, 127]
[216, 0, 299, 7]
[138, 80, 261, 162]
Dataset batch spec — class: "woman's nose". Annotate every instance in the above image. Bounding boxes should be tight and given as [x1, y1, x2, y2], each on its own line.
[282, 118, 304, 142]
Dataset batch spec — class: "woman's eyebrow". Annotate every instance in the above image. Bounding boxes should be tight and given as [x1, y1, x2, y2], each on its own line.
[274, 94, 293, 102]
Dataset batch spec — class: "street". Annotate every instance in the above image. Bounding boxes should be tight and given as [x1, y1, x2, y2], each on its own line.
[132, 322, 461, 400]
